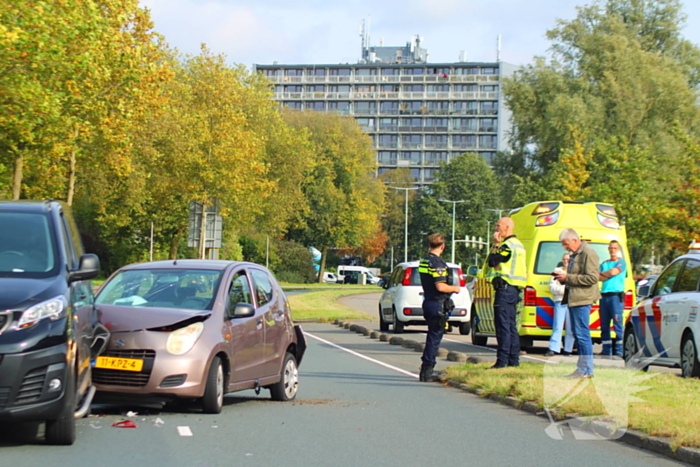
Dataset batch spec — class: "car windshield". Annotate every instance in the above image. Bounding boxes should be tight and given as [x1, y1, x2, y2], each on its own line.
[533, 241, 620, 275]
[96, 269, 223, 311]
[0, 212, 57, 278]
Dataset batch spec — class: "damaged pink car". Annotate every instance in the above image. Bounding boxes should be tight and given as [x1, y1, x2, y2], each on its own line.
[92, 260, 306, 413]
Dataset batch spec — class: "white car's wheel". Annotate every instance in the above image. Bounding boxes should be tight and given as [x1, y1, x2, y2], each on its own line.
[623, 326, 648, 372]
[393, 309, 404, 334]
[681, 333, 700, 378]
[379, 306, 389, 332]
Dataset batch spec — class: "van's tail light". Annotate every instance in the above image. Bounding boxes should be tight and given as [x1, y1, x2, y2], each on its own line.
[457, 268, 466, 287]
[524, 286, 537, 306]
[402, 268, 413, 286]
[624, 290, 634, 309]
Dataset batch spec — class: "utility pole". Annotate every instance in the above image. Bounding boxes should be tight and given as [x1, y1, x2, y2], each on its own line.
[388, 187, 419, 263]
[439, 199, 468, 263]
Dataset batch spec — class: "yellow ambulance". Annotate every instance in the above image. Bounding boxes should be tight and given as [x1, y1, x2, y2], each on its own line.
[469, 201, 636, 348]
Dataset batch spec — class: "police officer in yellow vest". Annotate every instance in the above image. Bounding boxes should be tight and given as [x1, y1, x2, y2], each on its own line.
[487, 217, 527, 369]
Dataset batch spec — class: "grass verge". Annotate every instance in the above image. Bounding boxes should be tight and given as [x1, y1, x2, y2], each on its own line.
[288, 289, 374, 322]
[445, 362, 700, 449]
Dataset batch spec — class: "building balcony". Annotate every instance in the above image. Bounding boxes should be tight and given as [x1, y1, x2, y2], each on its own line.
[271, 91, 499, 101]
[264, 74, 500, 84]
[425, 142, 449, 149]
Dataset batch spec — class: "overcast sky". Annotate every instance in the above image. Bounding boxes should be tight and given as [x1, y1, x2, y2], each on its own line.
[140, 0, 700, 68]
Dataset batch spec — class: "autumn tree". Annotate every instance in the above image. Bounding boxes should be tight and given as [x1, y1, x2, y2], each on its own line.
[282, 109, 385, 281]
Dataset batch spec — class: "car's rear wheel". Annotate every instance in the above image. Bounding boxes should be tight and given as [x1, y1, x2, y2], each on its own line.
[681, 332, 700, 378]
[471, 311, 487, 346]
[45, 372, 76, 445]
[201, 356, 224, 414]
[270, 352, 299, 401]
[459, 322, 471, 336]
[623, 326, 648, 372]
[379, 306, 389, 332]
[393, 308, 404, 334]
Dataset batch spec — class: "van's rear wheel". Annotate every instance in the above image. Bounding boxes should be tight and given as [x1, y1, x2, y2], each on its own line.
[471, 312, 487, 346]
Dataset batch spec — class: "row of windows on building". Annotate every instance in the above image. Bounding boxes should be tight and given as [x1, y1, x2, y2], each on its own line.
[378, 152, 497, 181]
[378, 151, 496, 166]
[357, 117, 497, 131]
[281, 100, 498, 115]
[261, 66, 500, 77]
[276, 84, 498, 93]
[372, 134, 498, 149]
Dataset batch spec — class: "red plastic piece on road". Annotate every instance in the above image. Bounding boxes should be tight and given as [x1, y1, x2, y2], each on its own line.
[112, 420, 138, 428]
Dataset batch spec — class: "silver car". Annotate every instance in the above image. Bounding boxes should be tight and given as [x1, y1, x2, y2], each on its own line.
[93, 260, 306, 412]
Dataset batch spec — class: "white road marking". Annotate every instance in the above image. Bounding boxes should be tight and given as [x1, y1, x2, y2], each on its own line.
[306, 332, 419, 378]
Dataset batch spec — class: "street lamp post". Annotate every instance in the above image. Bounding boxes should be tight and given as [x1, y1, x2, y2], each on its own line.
[486, 208, 507, 219]
[388, 187, 419, 263]
[439, 199, 468, 263]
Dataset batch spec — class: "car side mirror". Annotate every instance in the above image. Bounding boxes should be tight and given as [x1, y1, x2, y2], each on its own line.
[230, 303, 255, 318]
[68, 254, 100, 283]
[467, 265, 480, 277]
[637, 284, 651, 299]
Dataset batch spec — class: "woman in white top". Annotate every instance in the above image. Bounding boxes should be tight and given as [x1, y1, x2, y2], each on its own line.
[546, 253, 575, 356]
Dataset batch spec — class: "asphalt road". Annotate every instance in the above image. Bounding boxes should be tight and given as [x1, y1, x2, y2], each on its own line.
[342, 292, 683, 376]
[0, 292, 686, 467]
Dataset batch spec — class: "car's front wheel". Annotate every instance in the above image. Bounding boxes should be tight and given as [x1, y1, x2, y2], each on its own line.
[45, 372, 76, 445]
[270, 352, 299, 401]
[201, 356, 225, 414]
[681, 332, 700, 378]
[623, 326, 648, 372]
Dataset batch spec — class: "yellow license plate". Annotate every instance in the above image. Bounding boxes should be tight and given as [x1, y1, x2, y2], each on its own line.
[96, 356, 144, 372]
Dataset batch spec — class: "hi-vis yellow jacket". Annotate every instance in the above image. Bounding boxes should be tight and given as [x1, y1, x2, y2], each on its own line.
[489, 236, 527, 288]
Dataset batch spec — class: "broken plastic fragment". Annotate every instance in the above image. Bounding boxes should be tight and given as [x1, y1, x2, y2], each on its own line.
[112, 420, 138, 428]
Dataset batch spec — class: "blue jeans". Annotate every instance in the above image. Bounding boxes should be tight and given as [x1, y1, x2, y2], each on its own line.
[421, 300, 445, 366]
[599, 294, 624, 355]
[569, 304, 594, 375]
[548, 301, 575, 353]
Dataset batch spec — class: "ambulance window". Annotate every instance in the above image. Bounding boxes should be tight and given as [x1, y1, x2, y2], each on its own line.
[676, 259, 700, 292]
[534, 242, 568, 275]
[652, 260, 684, 297]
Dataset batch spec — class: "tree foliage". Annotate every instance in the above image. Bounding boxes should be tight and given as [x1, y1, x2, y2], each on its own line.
[499, 0, 700, 262]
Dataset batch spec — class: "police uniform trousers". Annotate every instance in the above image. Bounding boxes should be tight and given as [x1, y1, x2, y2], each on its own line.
[421, 299, 445, 366]
[494, 285, 520, 367]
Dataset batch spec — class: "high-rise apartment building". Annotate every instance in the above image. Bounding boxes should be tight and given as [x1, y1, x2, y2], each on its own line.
[254, 36, 517, 185]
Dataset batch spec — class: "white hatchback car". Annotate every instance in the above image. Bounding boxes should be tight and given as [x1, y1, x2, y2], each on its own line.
[624, 247, 700, 377]
[378, 261, 472, 334]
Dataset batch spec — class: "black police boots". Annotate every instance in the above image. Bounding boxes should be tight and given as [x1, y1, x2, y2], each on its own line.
[419, 364, 439, 382]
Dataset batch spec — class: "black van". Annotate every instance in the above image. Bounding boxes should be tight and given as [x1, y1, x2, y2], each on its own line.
[0, 200, 109, 445]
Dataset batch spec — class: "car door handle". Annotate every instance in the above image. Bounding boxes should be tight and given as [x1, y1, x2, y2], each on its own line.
[419, 292, 424, 295]
[257, 318, 263, 325]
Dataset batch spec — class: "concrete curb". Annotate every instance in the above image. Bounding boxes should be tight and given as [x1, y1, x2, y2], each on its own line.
[332, 319, 700, 466]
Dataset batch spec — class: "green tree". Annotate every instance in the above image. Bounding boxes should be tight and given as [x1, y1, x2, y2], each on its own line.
[499, 0, 700, 262]
[282, 109, 385, 281]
